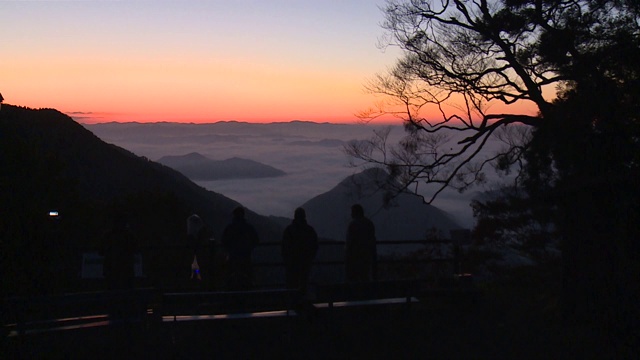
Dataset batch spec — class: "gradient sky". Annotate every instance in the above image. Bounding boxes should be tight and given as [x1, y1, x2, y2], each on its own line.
[1, 0, 409, 123]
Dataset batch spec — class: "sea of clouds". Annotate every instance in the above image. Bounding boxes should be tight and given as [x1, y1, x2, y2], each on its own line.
[85, 121, 515, 228]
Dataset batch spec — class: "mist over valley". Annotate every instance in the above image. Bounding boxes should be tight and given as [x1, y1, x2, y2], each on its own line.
[84, 121, 510, 230]
[157, 152, 286, 181]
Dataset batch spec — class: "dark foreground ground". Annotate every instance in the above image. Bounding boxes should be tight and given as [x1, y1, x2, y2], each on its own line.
[2, 267, 613, 359]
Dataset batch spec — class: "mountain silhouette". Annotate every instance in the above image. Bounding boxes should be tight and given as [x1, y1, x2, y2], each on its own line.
[0, 105, 282, 296]
[0, 105, 283, 294]
[288, 138, 344, 147]
[300, 168, 461, 244]
[158, 152, 285, 180]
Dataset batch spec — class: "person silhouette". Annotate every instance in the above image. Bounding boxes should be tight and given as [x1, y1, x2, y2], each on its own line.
[282, 207, 318, 295]
[345, 204, 377, 283]
[221, 206, 259, 290]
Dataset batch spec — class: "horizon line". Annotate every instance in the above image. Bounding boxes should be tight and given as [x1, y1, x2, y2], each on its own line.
[77, 119, 399, 126]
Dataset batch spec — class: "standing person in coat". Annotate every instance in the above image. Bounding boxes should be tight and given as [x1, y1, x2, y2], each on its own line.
[282, 207, 318, 295]
[221, 206, 259, 290]
[345, 204, 377, 283]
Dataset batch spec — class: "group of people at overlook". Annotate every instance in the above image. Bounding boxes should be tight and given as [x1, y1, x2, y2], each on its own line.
[103, 203, 377, 296]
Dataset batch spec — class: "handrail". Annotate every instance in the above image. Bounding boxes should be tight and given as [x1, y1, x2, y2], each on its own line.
[256, 239, 453, 245]
[74, 238, 453, 251]
[252, 238, 454, 267]
[73, 239, 458, 287]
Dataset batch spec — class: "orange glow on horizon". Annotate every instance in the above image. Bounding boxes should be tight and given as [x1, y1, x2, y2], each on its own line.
[4, 86, 539, 126]
[2, 1, 545, 127]
[3, 35, 541, 126]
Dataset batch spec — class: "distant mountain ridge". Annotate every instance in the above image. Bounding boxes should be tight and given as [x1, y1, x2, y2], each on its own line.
[300, 168, 461, 243]
[83, 120, 367, 146]
[288, 139, 345, 147]
[157, 152, 286, 180]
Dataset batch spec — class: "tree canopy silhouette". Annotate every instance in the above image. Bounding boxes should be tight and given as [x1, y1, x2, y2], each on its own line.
[348, 1, 639, 355]
[348, 0, 638, 197]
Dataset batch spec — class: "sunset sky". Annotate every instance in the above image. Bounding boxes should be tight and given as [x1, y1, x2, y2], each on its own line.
[1, 0, 406, 123]
[1, 0, 538, 124]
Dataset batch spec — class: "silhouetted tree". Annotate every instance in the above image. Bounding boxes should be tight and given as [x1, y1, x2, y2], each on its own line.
[348, 0, 638, 195]
[347, 1, 639, 355]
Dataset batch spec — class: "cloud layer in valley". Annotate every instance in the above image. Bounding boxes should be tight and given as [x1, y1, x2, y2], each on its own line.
[85, 121, 513, 228]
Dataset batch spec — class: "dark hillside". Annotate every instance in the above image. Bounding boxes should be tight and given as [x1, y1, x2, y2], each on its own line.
[157, 152, 286, 180]
[0, 105, 282, 295]
[301, 168, 461, 243]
